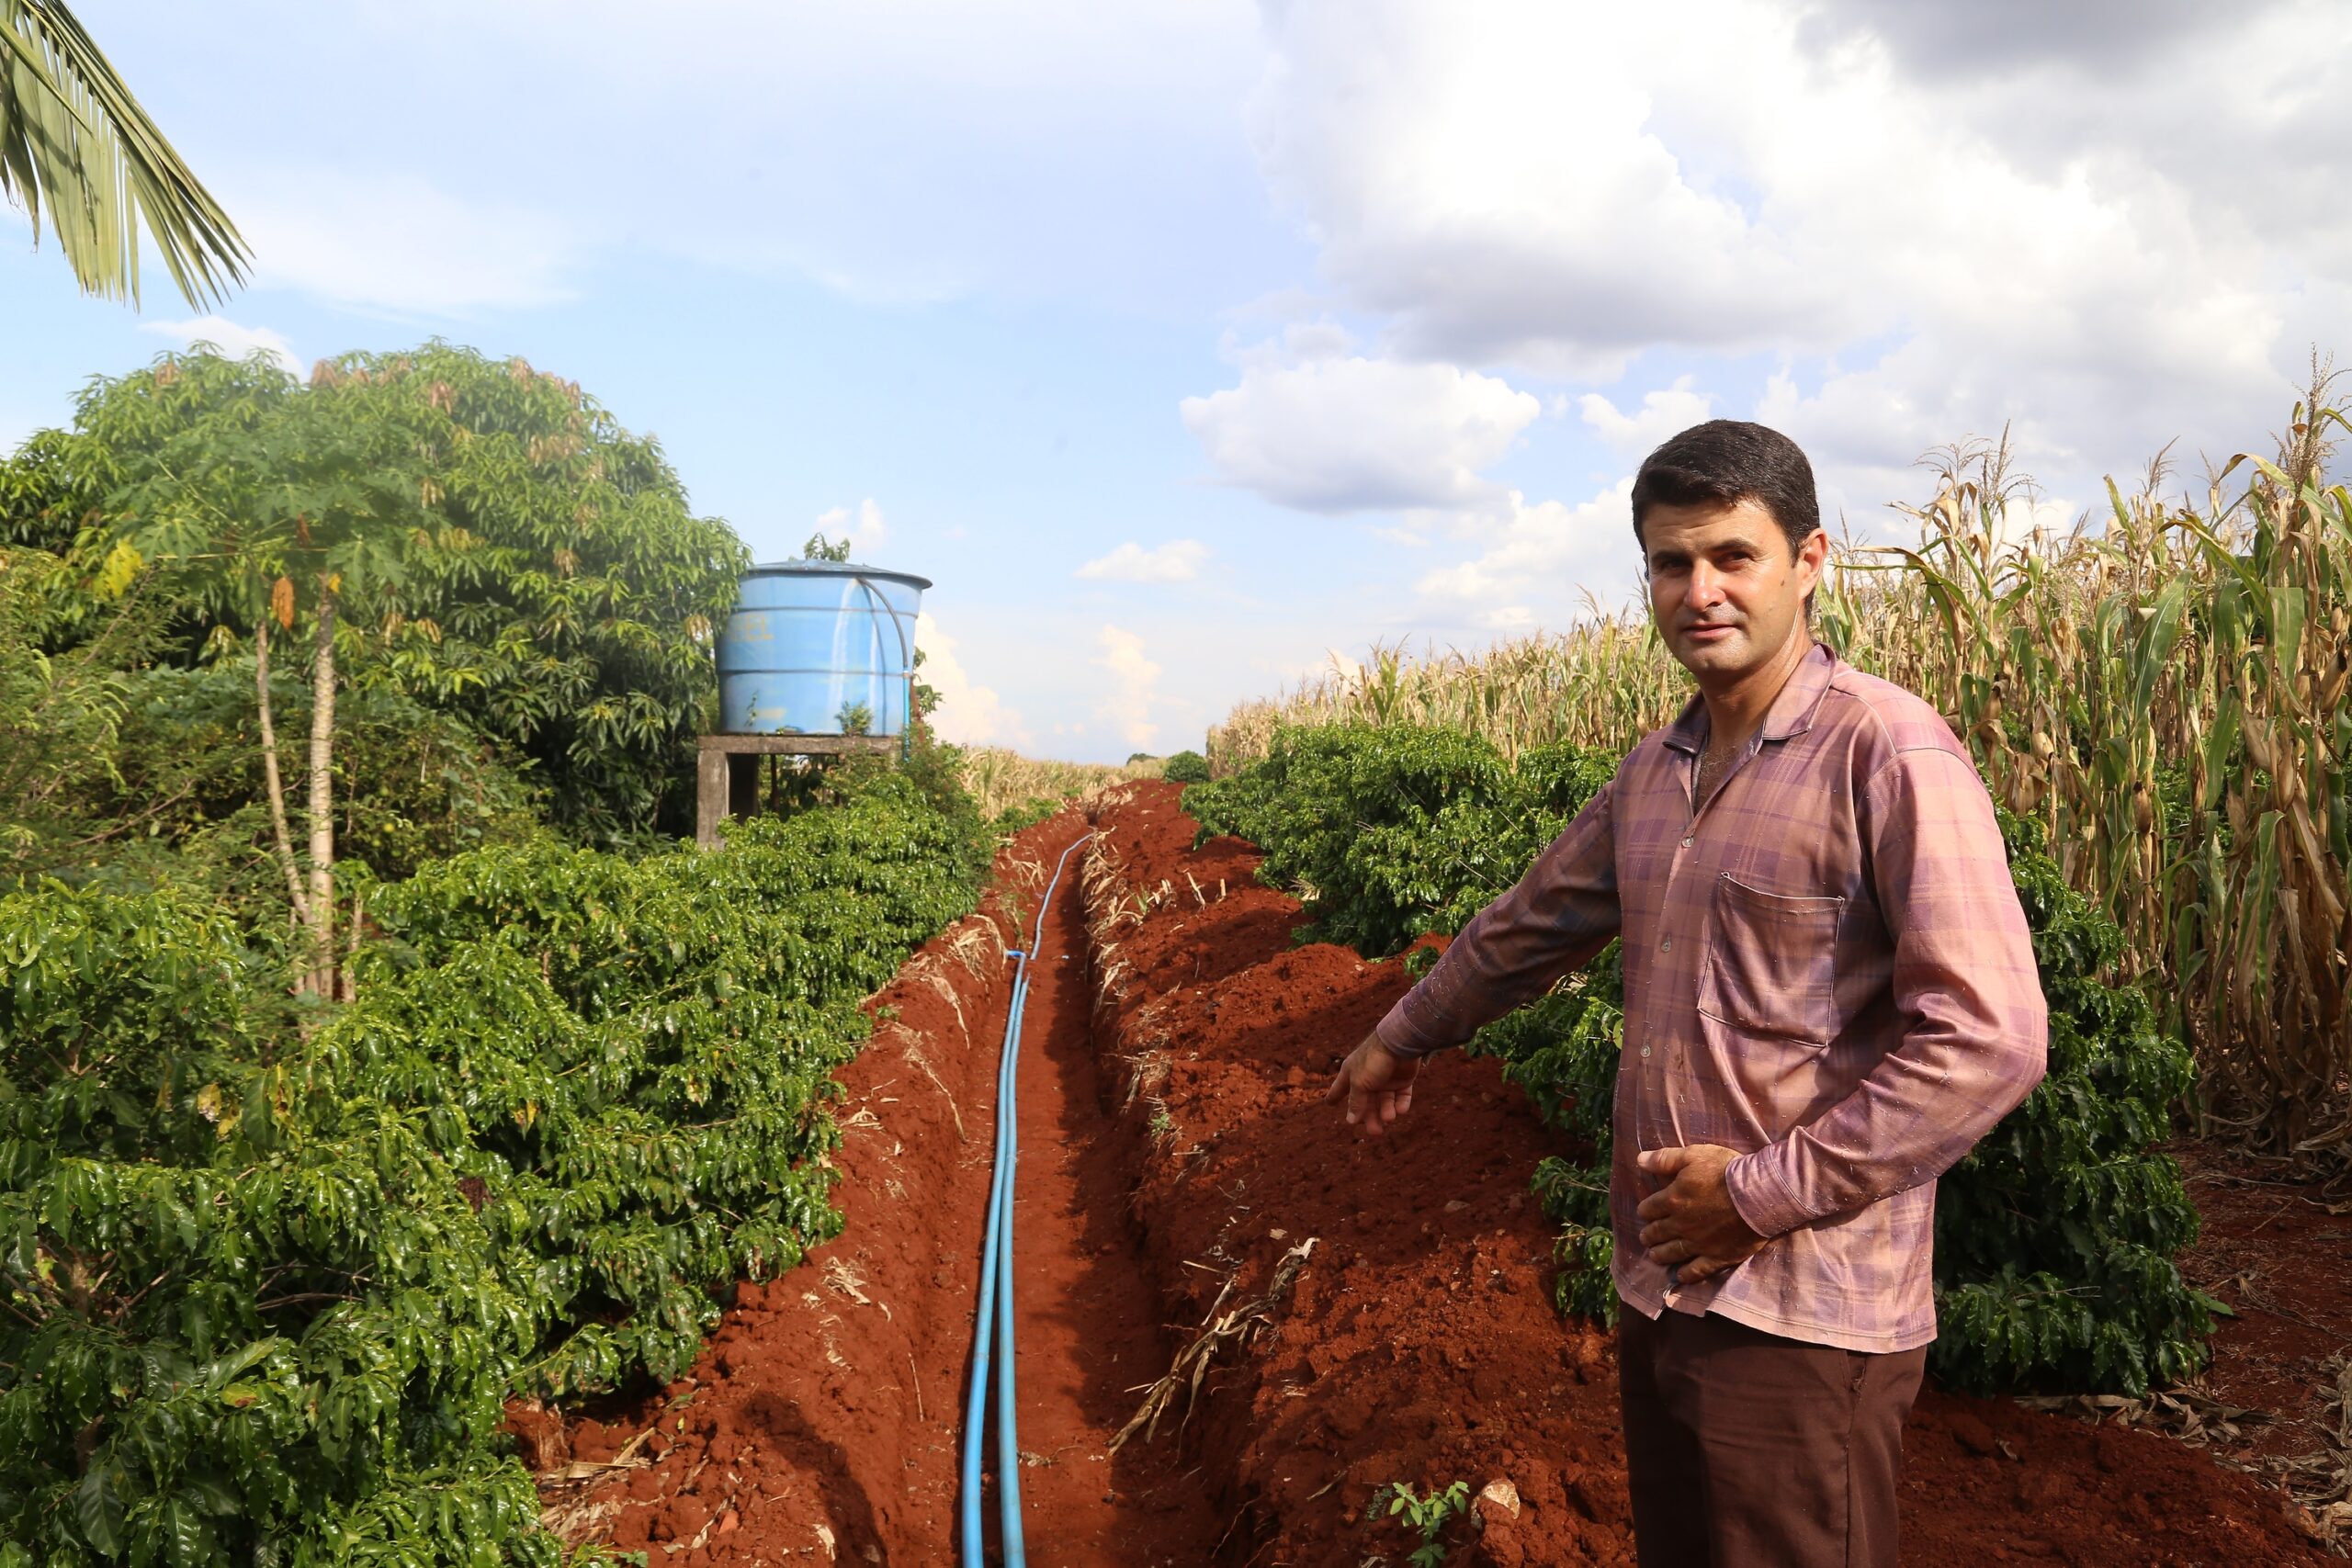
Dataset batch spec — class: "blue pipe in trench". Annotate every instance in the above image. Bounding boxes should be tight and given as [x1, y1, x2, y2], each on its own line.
[959, 830, 1091, 1567]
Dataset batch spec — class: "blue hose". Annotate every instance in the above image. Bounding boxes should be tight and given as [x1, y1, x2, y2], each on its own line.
[960, 831, 1091, 1567]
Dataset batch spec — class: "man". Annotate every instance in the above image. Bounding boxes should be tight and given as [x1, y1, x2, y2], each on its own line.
[1325, 420, 2048, 1567]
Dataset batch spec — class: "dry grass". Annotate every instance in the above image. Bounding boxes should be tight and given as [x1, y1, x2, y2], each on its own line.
[1208, 384, 2352, 1164]
[1108, 1237, 1317, 1452]
[956, 746, 1163, 820]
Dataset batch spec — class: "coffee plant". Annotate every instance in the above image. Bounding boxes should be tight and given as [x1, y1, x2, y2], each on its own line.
[1187, 724, 1611, 956]
[1160, 750, 1212, 785]
[0, 770, 986, 1563]
[1190, 724, 2218, 1395]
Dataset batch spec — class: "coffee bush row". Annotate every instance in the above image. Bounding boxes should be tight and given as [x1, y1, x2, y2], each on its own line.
[0, 771, 987, 1564]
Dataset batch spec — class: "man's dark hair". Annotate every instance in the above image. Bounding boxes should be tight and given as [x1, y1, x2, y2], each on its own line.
[1630, 419, 1820, 555]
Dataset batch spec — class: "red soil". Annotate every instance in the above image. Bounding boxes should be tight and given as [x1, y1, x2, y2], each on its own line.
[517, 782, 2346, 1566]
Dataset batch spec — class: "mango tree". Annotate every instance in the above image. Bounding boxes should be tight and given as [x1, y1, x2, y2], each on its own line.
[6, 343, 749, 879]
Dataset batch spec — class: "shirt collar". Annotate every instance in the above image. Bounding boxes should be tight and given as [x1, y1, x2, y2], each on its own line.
[1661, 639, 1840, 754]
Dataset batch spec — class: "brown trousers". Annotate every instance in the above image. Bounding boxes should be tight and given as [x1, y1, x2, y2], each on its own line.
[1617, 1306, 1927, 1568]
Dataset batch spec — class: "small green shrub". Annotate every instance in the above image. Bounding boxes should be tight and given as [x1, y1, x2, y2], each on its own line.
[1161, 750, 1212, 784]
[1379, 1479, 1472, 1567]
[1186, 724, 1609, 955]
[1922, 811, 2216, 1394]
[991, 795, 1062, 835]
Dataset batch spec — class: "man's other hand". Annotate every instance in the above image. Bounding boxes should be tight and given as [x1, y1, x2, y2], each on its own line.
[1326, 1032, 1420, 1136]
[1635, 1145, 1768, 1282]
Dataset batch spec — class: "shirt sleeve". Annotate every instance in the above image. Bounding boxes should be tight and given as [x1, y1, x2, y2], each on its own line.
[1374, 778, 1624, 1058]
[1724, 745, 2049, 1238]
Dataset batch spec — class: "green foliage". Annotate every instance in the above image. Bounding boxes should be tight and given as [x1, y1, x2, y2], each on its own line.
[1160, 750, 1211, 785]
[0, 547, 152, 874]
[6, 646, 547, 901]
[0, 539, 543, 904]
[1926, 811, 2218, 1395]
[2, 343, 749, 841]
[990, 796, 1063, 835]
[1186, 724, 1610, 956]
[0, 0, 253, 312]
[1484, 946, 1624, 1325]
[1205, 726, 2214, 1395]
[0, 769, 986, 1563]
[1379, 1479, 1472, 1567]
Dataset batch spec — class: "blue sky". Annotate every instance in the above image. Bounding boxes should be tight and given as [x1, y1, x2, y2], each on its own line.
[9, 0, 2352, 761]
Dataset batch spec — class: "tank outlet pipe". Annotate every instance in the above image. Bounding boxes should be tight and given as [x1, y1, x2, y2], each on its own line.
[960, 831, 1091, 1567]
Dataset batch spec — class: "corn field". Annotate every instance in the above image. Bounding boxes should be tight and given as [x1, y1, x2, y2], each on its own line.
[1209, 393, 2352, 1165]
[956, 746, 1164, 820]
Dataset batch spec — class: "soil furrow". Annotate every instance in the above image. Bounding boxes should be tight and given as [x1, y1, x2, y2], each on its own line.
[989, 823, 1225, 1562]
[519, 812, 1223, 1563]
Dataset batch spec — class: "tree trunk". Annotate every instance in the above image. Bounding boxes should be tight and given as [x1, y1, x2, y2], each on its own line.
[305, 588, 338, 997]
[254, 619, 312, 932]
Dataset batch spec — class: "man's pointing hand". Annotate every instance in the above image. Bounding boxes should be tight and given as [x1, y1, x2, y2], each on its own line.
[1326, 1031, 1420, 1136]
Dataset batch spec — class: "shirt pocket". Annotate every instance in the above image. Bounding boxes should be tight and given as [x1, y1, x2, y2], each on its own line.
[1698, 874, 1844, 1046]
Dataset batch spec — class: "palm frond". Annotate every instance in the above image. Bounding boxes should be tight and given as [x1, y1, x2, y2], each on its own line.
[1, 0, 248, 307]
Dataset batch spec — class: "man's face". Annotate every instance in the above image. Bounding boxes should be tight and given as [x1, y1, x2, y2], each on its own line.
[1640, 497, 1826, 685]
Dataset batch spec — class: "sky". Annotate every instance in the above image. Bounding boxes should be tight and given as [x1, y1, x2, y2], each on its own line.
[8, 0, 2352, 761]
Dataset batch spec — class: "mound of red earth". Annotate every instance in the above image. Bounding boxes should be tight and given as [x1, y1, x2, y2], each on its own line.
[512, 783, 2345, 1565]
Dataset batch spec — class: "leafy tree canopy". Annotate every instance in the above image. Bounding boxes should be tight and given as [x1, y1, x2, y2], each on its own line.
[2, 342, 749, 840]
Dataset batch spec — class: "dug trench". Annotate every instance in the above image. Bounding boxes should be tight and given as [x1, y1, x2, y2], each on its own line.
[514, 810, 1226, 1565]
[518, 786, 2346, 1565]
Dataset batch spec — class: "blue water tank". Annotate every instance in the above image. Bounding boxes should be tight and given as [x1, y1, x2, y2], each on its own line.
[716, 561, 932, 737]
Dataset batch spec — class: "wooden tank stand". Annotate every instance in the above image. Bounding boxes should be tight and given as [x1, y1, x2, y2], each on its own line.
[695, 733, 899, 848]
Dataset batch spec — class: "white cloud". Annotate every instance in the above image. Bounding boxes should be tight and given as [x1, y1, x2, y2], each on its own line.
[1244, 0, 2339, 491]
[1247, 4, 1835, 375]
[1414, 478, 1644, 622]
[1578, 378, 1715, 460]
[1181, 349, 1541, 513]
[141, 315, 302, 375]
[1075, 538, 1209, 581]
[1094, 624, 1163, 750]
[1992, 494, 2080, 553]
[1301, 649, 1364, 685]
[915, 611, 1028, 749]
[232, 171, 578, 314]
[813, 498, 889, 556]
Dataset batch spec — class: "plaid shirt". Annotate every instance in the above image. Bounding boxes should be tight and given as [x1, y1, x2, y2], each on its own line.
[1376, 642, 2047, 1352]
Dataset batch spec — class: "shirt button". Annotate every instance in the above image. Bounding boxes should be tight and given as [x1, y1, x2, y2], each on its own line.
[1640, 1045, 1652, 1059]
[1681, 836, 1694, 848]
[1660, 937, 1672, 952]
